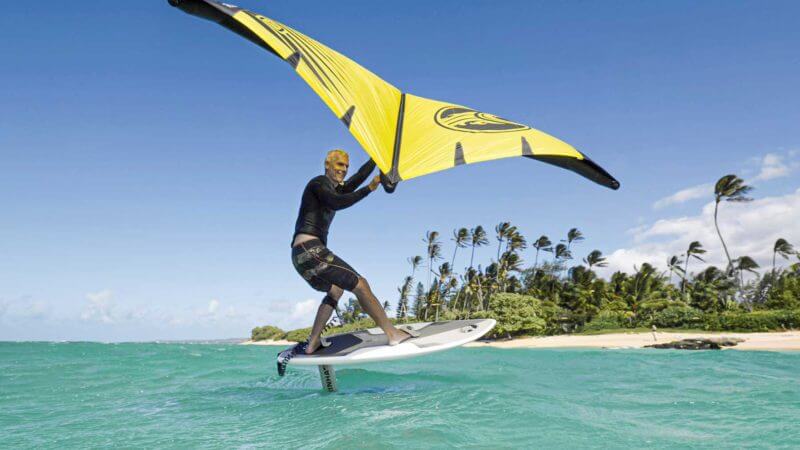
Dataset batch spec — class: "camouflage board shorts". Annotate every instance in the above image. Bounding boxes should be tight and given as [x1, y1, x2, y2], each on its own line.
[291, 239, 361, 292]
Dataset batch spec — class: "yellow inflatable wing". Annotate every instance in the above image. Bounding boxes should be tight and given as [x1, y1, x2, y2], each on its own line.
[168, 0, 620, 190]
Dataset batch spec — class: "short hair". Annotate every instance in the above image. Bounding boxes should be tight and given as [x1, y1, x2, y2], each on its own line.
[326, 149, 348, 163]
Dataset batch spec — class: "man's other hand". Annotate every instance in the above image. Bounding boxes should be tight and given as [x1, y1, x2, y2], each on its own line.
[368, 175, 381, 192]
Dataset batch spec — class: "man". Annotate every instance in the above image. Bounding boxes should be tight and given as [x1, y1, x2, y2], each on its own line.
[291, 149, 412, 354]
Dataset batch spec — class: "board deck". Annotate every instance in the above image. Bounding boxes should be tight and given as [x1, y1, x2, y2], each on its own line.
[281, 319, 495, 367]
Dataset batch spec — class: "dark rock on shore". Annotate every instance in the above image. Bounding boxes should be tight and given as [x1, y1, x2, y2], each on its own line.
[647, 337, 744, 350]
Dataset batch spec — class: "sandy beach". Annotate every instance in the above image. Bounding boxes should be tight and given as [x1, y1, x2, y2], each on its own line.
[464, 331, 800, 351]
[240, 331, 800, 351]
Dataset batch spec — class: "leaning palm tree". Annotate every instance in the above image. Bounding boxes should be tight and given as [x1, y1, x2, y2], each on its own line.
[461, 268, 478, 317]
[532, 235, 553, 270]
[503, 226, 521, 254]
[560, 228, 584, 275]
[432, 262, 453, 321]
[632, 263, 660, 304]
[469, 226, 489, 269]
[506, 231, 527, 254]
[407, 255, 423, 280]
[773, 238, 795, 273]
[424, 231, 442, 294]
[451, 228, 470, 270]
[734, 255, 760, 291]
[495, 222, 512, 261]
[396, 275, 413, 320]
[553, 243, 572, 276]
[583, 250, 608, 270]
[667, 255, 685, 285]
[714, 175, 753, 272]
[564, 228, 585, 251]
[413, 282, 425, 318]
[493, 250, 524, 295]
[682, 241, 706, 294]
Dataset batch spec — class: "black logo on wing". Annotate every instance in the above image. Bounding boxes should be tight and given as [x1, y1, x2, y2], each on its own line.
[434, 107, 529, 133]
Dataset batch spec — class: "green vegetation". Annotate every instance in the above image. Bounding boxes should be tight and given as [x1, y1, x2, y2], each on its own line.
[283, 318, 380, 343]
[250, 325, 285, 341]
[255, 175, 800, 342]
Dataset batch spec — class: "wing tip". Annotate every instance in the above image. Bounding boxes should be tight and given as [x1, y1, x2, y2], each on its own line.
[526, 154, 620, 190]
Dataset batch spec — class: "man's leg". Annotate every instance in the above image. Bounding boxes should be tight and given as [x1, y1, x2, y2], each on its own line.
[305, 285, 343, 354]
[352, 277, 412, 345]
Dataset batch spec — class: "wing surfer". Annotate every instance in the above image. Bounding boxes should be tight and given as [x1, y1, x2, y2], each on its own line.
[291, 149, 413, 354]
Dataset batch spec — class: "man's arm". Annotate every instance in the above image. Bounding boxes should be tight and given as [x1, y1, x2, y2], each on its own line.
[340, 160, 376, 193]
[312, 180, 372, 211]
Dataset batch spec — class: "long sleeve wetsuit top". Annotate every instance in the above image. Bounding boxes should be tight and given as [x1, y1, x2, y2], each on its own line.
[293, 160, 376, 246]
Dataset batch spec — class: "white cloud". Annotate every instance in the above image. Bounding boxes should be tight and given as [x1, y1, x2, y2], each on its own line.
[81, 290, 115, 323]
[0, 296, 51, 322]
[207, 299, 220, 315]
[751, 153, 792, 182]
[654, 151, 799, 211]
[22, 301, 49, 319]
[653, 183, 712, 210]
[224, 306, 240, 319]
[600, 188, 800, 277]
[289, 299, 318, 321]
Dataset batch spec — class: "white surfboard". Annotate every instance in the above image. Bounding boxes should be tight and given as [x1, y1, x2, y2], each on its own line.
[276, 319, 495, 390]
[284, 319, 495, 366]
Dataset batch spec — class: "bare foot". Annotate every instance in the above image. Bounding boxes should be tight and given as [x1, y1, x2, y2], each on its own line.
[305, 338, 321, 355]
[387, 329, 413, 346]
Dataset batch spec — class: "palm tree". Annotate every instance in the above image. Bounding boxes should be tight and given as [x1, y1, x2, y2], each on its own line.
[495, 222, 512, 261]
[564, 228, 585, 251]
[532, 235, 553, 270]
[773, 238, 795, 273]
[451, 228, 470, 270]
[734, 256, 760, 290]
[396, 276, 413, 320]
[432, 262, 453, 321]
[583, 250, 607, 270]
[412, 282, 426, 318]
[506, 230, 527, 253]
[667, 255, 685, 285]
[424, 231, 442, 295]
[559, 228, 584, 275]
[553, 243, 572, 276]
[462, 268, 478, 317]
[714, 175, 753, 272]
[407, 255, 423, 280]
[469, 226, 489, 269]
[682, 241, 706, 294]
[632, 263, 660, 305]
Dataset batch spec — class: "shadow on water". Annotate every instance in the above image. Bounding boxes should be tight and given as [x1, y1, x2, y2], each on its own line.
[334, 368, 435, 394]
[210, 363, 472, 400]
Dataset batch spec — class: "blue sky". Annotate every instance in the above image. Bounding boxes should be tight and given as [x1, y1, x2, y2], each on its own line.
[1, 0, 798, 341]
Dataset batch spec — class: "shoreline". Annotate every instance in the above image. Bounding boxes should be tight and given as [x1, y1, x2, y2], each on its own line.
[464, 331, 800, 351]
[240, 331, 800, 351]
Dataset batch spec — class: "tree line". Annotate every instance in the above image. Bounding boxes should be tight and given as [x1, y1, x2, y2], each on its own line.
[385, 174, 799, 336]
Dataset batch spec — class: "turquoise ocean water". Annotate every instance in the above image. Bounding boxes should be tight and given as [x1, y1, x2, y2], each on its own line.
[1, 342, 799, 449]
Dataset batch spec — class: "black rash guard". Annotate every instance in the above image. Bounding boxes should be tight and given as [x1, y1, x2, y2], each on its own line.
[292, 160, 375, 246]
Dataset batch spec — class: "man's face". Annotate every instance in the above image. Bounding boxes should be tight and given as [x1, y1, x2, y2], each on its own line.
[325, 152, 349, 184]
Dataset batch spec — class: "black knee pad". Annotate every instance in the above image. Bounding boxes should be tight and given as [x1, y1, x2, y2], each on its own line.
[321, 294, 338, 308]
